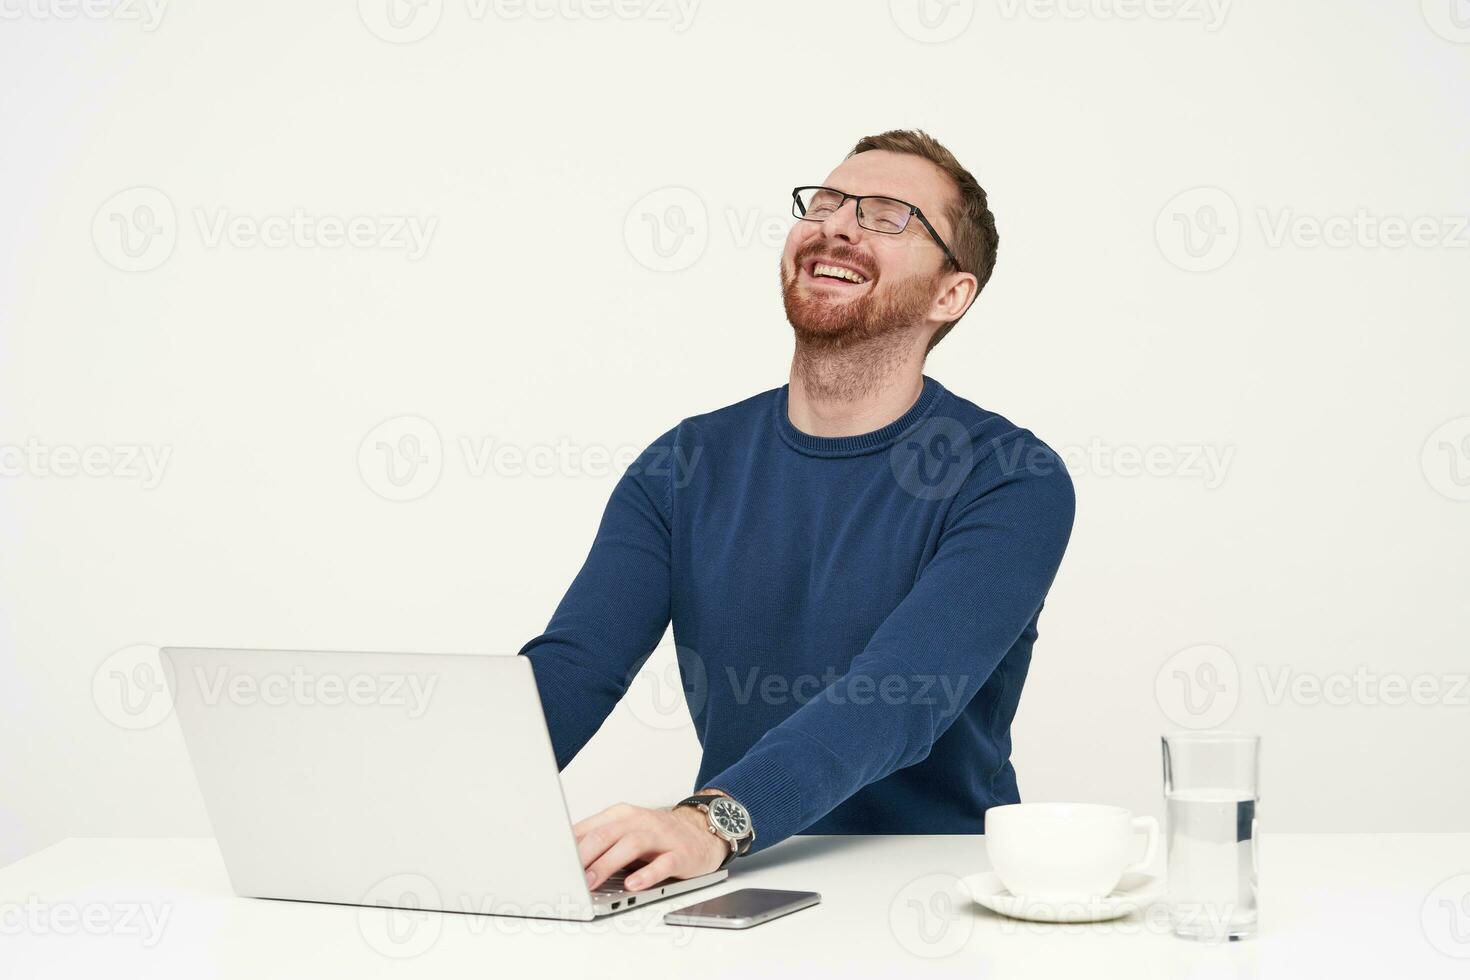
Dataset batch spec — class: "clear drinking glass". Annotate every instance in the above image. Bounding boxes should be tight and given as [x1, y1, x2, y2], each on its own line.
[1161, 731, 1260, 941]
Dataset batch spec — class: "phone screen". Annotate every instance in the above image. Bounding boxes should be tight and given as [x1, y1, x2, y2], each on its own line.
[665, 888, 820, 925]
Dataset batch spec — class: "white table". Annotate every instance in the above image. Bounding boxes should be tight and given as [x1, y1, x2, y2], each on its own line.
[3, 834, 1468, 978]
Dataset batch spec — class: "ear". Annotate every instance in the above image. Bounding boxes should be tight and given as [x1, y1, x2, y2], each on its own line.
[931, 270, 979, 323]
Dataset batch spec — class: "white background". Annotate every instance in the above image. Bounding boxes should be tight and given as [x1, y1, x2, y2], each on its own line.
[2, 0, 1468, 869]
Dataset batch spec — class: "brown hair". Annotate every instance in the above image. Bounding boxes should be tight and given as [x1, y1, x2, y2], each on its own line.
[847, 129, 998, 351]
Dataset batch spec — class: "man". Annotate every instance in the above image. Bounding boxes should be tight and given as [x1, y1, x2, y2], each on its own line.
[519, 130, 1075, 892]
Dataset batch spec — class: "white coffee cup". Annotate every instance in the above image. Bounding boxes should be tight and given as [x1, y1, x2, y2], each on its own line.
[984, 802, 1160, 902]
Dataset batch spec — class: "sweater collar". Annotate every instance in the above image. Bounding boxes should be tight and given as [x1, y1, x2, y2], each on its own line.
[774, 375, 946, 458]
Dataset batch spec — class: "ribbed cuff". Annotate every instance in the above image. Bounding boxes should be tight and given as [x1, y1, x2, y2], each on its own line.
[706, 741, 808, 855]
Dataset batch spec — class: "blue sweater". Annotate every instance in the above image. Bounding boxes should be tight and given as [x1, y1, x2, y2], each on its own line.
[519, 375, 1075, 854]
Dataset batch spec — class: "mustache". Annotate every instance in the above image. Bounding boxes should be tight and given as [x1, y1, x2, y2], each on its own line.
[795, 241, 875, 280]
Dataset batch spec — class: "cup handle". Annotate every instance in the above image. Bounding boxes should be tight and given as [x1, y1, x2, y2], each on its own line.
[1122, 816, 1161, 875]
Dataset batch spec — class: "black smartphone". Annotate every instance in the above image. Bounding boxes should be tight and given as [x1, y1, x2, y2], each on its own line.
[662, 888, 821, 929]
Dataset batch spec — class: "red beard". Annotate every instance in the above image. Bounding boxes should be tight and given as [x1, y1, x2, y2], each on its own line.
[781, 239, 937, 351]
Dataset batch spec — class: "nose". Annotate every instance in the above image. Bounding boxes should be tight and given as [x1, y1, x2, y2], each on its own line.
[819, 196, 864, 247]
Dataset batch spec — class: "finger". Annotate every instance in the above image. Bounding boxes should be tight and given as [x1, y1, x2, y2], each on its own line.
[576, 819, 629, 871]
[571, 802, 633, 840]
[585, 832, 661, 892]
[624, 853, 678, 891]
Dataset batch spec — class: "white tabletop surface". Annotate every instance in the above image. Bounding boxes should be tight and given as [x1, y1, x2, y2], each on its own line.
[3, 833, 1468, 979]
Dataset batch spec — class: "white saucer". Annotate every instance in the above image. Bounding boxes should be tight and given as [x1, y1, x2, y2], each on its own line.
[958, 871, 1165, 923]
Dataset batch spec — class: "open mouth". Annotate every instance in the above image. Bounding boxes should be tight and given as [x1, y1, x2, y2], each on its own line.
[802, 257, 872, 289]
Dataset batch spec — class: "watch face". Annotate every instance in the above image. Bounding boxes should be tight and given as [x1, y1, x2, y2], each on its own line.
[709, 797, 750, 839]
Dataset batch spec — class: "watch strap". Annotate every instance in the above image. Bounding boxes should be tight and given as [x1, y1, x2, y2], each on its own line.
[675, 793, 754, 863]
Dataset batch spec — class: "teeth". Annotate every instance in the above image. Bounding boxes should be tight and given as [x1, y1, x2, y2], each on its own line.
[813, 263, 867, 284]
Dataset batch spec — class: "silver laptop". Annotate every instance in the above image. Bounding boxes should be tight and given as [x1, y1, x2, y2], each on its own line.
[163, 647, 726, 920]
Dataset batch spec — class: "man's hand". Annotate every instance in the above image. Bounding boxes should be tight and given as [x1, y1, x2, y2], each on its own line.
[573, 799, 730, 892]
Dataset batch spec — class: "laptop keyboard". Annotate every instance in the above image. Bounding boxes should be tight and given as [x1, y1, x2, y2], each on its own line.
[592, 861, 674, 896]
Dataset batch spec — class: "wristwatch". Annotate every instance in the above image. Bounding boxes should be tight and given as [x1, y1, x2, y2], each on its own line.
[675, 792, 755, 870]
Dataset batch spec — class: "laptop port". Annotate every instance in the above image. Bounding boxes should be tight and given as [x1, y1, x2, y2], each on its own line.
[628, 897, 637, 905]
[611, 901, 621, 910]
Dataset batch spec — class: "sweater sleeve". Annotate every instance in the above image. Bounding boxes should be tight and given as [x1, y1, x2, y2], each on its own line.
[705, 432, 1076, 853]
[517, 427, 678, 770]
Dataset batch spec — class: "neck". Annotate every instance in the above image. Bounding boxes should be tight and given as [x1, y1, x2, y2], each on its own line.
[788, 332, 928, 437]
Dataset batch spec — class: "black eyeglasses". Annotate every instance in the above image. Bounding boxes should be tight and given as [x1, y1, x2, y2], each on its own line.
[791, 185, 962, 272]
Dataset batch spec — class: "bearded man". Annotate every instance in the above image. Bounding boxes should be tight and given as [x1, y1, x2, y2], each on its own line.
[519, 130, 1076, 892]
